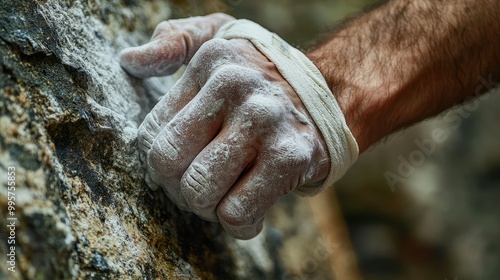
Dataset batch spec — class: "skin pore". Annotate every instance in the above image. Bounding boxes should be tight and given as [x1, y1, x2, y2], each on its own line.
[307, 0, 500, 153]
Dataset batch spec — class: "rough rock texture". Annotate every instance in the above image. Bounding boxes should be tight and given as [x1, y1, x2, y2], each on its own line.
[0, 1, 332, 279]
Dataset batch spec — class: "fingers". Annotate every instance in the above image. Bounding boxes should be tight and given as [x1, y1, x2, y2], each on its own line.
[137, 39, 241, 167]
[131, 29, 332, 241]
[137, 71, 200, 166]
[145, 89, 225, 207]
[171, 13, 236, 63]
[216, 134, 315, 240]
[143, 64, 272, 209]
[215, 159, 292, 240]
[179, 128, 257, 222]
[144, 65, 256, 205]
[147, 38, 241, 126]
[119, 36, 186, 78]
[119, 13, 235, 78]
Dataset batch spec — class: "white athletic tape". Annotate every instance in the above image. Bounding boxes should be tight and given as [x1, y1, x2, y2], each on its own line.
[215, 19, 359, 193]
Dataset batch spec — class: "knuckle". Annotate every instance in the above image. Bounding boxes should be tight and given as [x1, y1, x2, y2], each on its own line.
[241, 95, 286, 128]
[271, 135, 313, 168]
[180, 164, 214, 209]
[198, 38, 232, 56]
[137, 113, 161, 153]
[188, 38, 238, 77]
[202, 65, 264, 100]
[151, 21, 172, 38]
[189, 39, 263, 79]
[213, 65, 262, 86]
[147, 130, 182, 179]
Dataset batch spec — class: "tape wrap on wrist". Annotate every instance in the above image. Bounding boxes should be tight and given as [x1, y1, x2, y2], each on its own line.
[215, 19, 359, 194]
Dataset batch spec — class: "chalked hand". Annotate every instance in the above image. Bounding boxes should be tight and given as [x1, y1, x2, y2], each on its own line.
[119, 13, 235, 78]
[120, 16, 358, 240]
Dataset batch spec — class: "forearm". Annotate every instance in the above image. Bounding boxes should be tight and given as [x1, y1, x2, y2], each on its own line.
[307, 0, 500, 152]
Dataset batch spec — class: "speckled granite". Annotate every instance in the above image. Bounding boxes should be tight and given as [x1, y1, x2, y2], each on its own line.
[0, 1, 332, 279]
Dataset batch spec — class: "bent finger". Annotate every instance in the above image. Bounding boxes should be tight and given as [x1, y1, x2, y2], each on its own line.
[119, 13, 234, 78]
[119, 38, 186, 78]
[180, 127, 257, 222]
[215, 161, 293, 239]
[145, 77, 234, 206]
[137, 71, 200, 157]
[137, 42, 240, 156]
[216, 134, 315, 239]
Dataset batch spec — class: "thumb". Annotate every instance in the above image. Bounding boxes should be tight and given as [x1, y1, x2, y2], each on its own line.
[119, 13, 235, 78]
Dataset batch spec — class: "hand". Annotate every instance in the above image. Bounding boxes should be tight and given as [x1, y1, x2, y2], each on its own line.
[120, 15, 331, 240]
[119, 13, 235, 78]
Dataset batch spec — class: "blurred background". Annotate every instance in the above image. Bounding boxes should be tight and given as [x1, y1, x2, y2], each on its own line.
[168, 1, 500, 279]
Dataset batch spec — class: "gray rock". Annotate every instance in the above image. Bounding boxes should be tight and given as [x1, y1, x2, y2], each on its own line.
[0, 1, 331, 279]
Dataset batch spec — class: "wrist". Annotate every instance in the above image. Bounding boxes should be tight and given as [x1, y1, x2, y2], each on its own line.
[306, 0, 500, 154]
[306, 49, 387, 154]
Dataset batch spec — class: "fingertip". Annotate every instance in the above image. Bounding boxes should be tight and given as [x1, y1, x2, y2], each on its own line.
[220, 215, 264, 240]
[179, 165, 220, 223]
[118, 47, 131, 68]
[144, 172, 160, 191]
[119, 40, 185, 78]
[118, 46, 150, 78]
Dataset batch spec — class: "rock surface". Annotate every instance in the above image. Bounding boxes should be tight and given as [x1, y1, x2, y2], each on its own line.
[0, 1, 332, 279]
